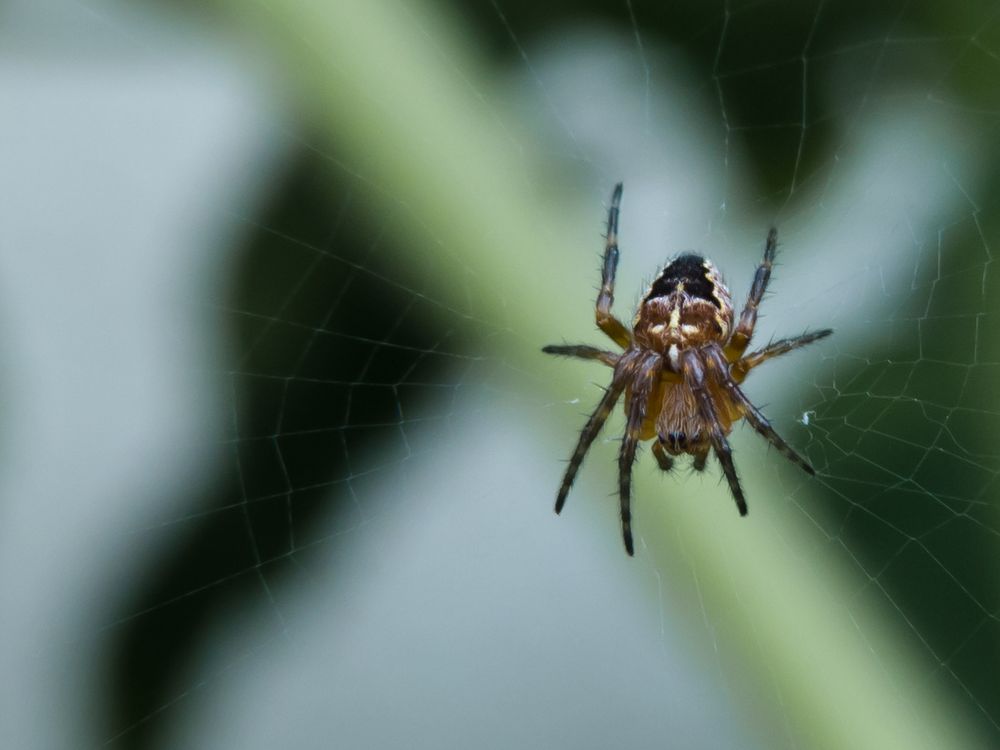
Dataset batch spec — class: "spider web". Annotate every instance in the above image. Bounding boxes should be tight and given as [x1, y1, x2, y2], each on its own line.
[6, 1, 1000, 749]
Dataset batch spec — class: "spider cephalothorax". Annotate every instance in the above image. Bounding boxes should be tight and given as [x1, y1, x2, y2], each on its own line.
[543, 183, 832, 556]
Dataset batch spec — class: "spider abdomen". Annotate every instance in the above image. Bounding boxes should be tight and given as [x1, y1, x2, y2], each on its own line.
[633, 255, 734, 364]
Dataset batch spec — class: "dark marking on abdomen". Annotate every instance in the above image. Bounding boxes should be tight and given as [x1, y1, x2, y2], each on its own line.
[645, 253, 720, 307]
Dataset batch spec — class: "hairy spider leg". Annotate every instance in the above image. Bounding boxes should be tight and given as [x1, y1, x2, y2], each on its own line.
[651, 440, 675, 472]
[619, 354, 663, 555]
[541, 344, 619, 367]
[554, 359, 634, 514]
[705, 347, 815, 475]
[725, 227, 777, 361]
[596, 182, 633, 349]
[731, 329, 833, 382]
[683, 351, 748, 515]
[692, 450, 708, 472]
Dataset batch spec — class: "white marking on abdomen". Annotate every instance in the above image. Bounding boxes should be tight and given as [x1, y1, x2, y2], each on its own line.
[668, 344, 680, 370]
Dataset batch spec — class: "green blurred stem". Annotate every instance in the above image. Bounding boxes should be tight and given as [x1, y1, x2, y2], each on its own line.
[211, 0, 982, 747]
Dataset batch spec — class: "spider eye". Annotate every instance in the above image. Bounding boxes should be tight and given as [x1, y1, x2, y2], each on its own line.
[667, 431, 687, 450]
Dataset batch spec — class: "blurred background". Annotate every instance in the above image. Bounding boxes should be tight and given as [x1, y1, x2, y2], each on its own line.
[2, 0, 1000, 748]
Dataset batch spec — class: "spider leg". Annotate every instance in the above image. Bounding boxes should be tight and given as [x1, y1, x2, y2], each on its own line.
[682, 350, 748, 516]
[692, 450, 708, 472]
[542, 344, 619, 367]
[596, 183, 633, 349]
[618, 354, 662, 555]
[725, 227, 777, 361]
[731, 329, 833, 382]
[554, 365, 631, 515]
[651, 440, 675, 472]
[705, 346, 815, 476]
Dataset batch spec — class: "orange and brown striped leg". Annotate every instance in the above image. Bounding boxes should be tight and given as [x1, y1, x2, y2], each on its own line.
[554, 379, 626, 515]
[542, 344, 619, 367]
[683, 350, 748, 516]
[706, 346, 815, 476]
[618, 354, 662, 555]
[596, 183, 632, 349]
[725, 227, 777, 361]
[731, 329, 833, 382]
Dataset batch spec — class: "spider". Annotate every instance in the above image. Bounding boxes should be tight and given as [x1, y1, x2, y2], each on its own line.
[543, 183, 832, 556]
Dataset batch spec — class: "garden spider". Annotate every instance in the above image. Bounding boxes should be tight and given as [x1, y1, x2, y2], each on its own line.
[544, 183, 832, 556]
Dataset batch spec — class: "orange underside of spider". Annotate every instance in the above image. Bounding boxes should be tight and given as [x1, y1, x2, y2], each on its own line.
[628, 375, 742, 442]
